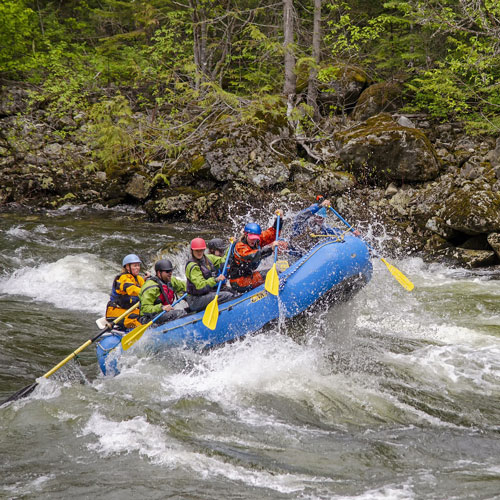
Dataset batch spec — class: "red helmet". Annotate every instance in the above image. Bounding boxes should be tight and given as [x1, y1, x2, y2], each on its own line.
[191, 237, 207, 250]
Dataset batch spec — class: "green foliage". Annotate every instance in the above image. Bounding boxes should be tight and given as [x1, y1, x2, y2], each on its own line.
[2, 0, 500, 143]
[0, 1, 37, 76]
[87, 94, 137, 174]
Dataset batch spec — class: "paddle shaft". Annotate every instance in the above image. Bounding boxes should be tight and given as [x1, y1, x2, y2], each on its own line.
[202, 240, 235, 330]
[121, 293, 188, 350]
[1, 302, 138, 406]
[216, 241, 234, 296]
[273, 215, 281, 262]
[327, 206, 378, 253]
[327, 206, 414, 291]
[143, 293, 188, 326]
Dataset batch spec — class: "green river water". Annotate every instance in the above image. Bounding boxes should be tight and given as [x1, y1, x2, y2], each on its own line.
[0, 207, 499, 500]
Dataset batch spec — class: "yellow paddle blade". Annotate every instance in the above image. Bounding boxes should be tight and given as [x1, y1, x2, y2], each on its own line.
[380, 258, 414, 291]
[121, 321, 152, 350]
[202, 296, 219, 330]
[264, 263, 279, 295]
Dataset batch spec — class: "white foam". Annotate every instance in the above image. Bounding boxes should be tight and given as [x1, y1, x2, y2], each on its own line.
[81, 411, 332, 494]
[0, 253, 111, 313]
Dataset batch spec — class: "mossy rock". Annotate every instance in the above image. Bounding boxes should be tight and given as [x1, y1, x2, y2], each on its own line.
[335, 113, 440, 183]
[352, 82, 403, 121]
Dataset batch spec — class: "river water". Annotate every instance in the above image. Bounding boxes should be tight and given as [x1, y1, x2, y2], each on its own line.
[1, 206, 499, 500]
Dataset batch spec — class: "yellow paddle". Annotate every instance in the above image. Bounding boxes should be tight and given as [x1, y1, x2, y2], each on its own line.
[122, 293, 187, 350]
[265, 213, 281, 295]
[326, 205, 414, 292]
[1, 302, 138, 407]
[203, 239, 235, 330]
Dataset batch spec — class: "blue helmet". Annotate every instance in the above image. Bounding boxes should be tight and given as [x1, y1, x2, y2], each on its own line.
[244, 222, 262, 235]
[122, 254, 142, 266]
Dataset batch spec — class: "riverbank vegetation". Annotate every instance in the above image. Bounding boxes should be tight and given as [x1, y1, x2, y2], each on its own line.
[2, 1, 499, 162]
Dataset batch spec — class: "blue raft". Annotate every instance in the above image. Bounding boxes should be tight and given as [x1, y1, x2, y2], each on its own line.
[96, 233, 373, 375]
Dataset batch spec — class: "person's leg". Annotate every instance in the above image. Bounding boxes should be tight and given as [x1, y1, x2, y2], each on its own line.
[156, 308, 186, 324]
[218, 290, 234, 304]
[187, 293, 215, 313]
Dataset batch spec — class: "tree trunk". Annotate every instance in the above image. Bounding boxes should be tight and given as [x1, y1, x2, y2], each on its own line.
[307, 0, 321, 119]
[283, 0, 296, 98]
[190, 0, 207, 90]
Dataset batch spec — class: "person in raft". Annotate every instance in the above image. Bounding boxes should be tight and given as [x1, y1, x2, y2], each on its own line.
[185, 237, 234, 313]
[288, 196, 359, 258]
[228, 210, 286, 293]
[138, 259, 187, 325]
[105, 253, 148, 330]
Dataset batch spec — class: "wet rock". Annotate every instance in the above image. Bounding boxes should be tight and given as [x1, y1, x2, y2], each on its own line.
[335, 113, 440, 183]
[438, 181, 500, 235]
[487, 233, 500, 259]
[445, 248, 496, 268]
[425, 216, 458, 240]
[425, 234, 452, 252]
[125, 174, 151, 201]
[384, 183, 398, 198]
[145, 193, 193, 220]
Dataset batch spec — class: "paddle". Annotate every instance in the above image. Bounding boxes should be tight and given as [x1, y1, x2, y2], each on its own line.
[326, 205, 414, 291]
[122, 293, 188, 350]
[1, 303, 138, 407]
[265, 213, 281, 295]
[202, 239, 235, 330]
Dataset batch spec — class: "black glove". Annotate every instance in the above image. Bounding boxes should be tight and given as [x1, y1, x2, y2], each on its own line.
[261, 247, 273, 259]
[273, 217, 285, 230]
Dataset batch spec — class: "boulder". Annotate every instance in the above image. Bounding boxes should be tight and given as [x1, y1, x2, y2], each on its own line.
[445, 248, 496, 268]
[145, 194, 193, 220]
[352, 82, 403, 121]
[204, 134, 291, 189]
[125, 174, 151, 200]
[335, 114, 440, 183]
[487, 233, 500, 259]
[438, 182, 500, 235]
[316, 64, 371, 114]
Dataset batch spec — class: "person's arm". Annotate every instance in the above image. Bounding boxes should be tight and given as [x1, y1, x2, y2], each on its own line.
[171, 276, 187, 294]
[291, 204, 319, 236]
[139, 284, 163, 315]
[260, 227, 277, 247]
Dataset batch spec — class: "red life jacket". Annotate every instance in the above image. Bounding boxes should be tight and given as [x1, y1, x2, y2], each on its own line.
[142, 277, 176, 305]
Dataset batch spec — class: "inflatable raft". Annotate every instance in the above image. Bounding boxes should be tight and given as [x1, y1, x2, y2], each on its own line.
[96, 232, 372, 375]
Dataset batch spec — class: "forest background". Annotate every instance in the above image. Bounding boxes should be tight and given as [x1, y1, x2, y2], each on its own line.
[2, 0, 499, 170]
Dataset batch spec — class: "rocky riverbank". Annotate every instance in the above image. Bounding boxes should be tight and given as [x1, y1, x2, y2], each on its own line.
[1, 82, 500, 269]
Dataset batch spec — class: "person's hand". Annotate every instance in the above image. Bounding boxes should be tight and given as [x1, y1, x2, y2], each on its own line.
[275, 209, 284, 217]
[162, 304, 173, 312]
[353, 229, 361, 237]
[321, 199, 330, 208]
[144, 271, 151, 279]
[216, 274, 226, 282]
[271, 240, 280, 249]
[277, 240, 288, 250]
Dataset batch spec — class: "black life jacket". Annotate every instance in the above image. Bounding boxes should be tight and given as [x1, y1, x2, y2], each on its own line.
[185, 256, 217, 296]
[228, 238, 262, 279]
